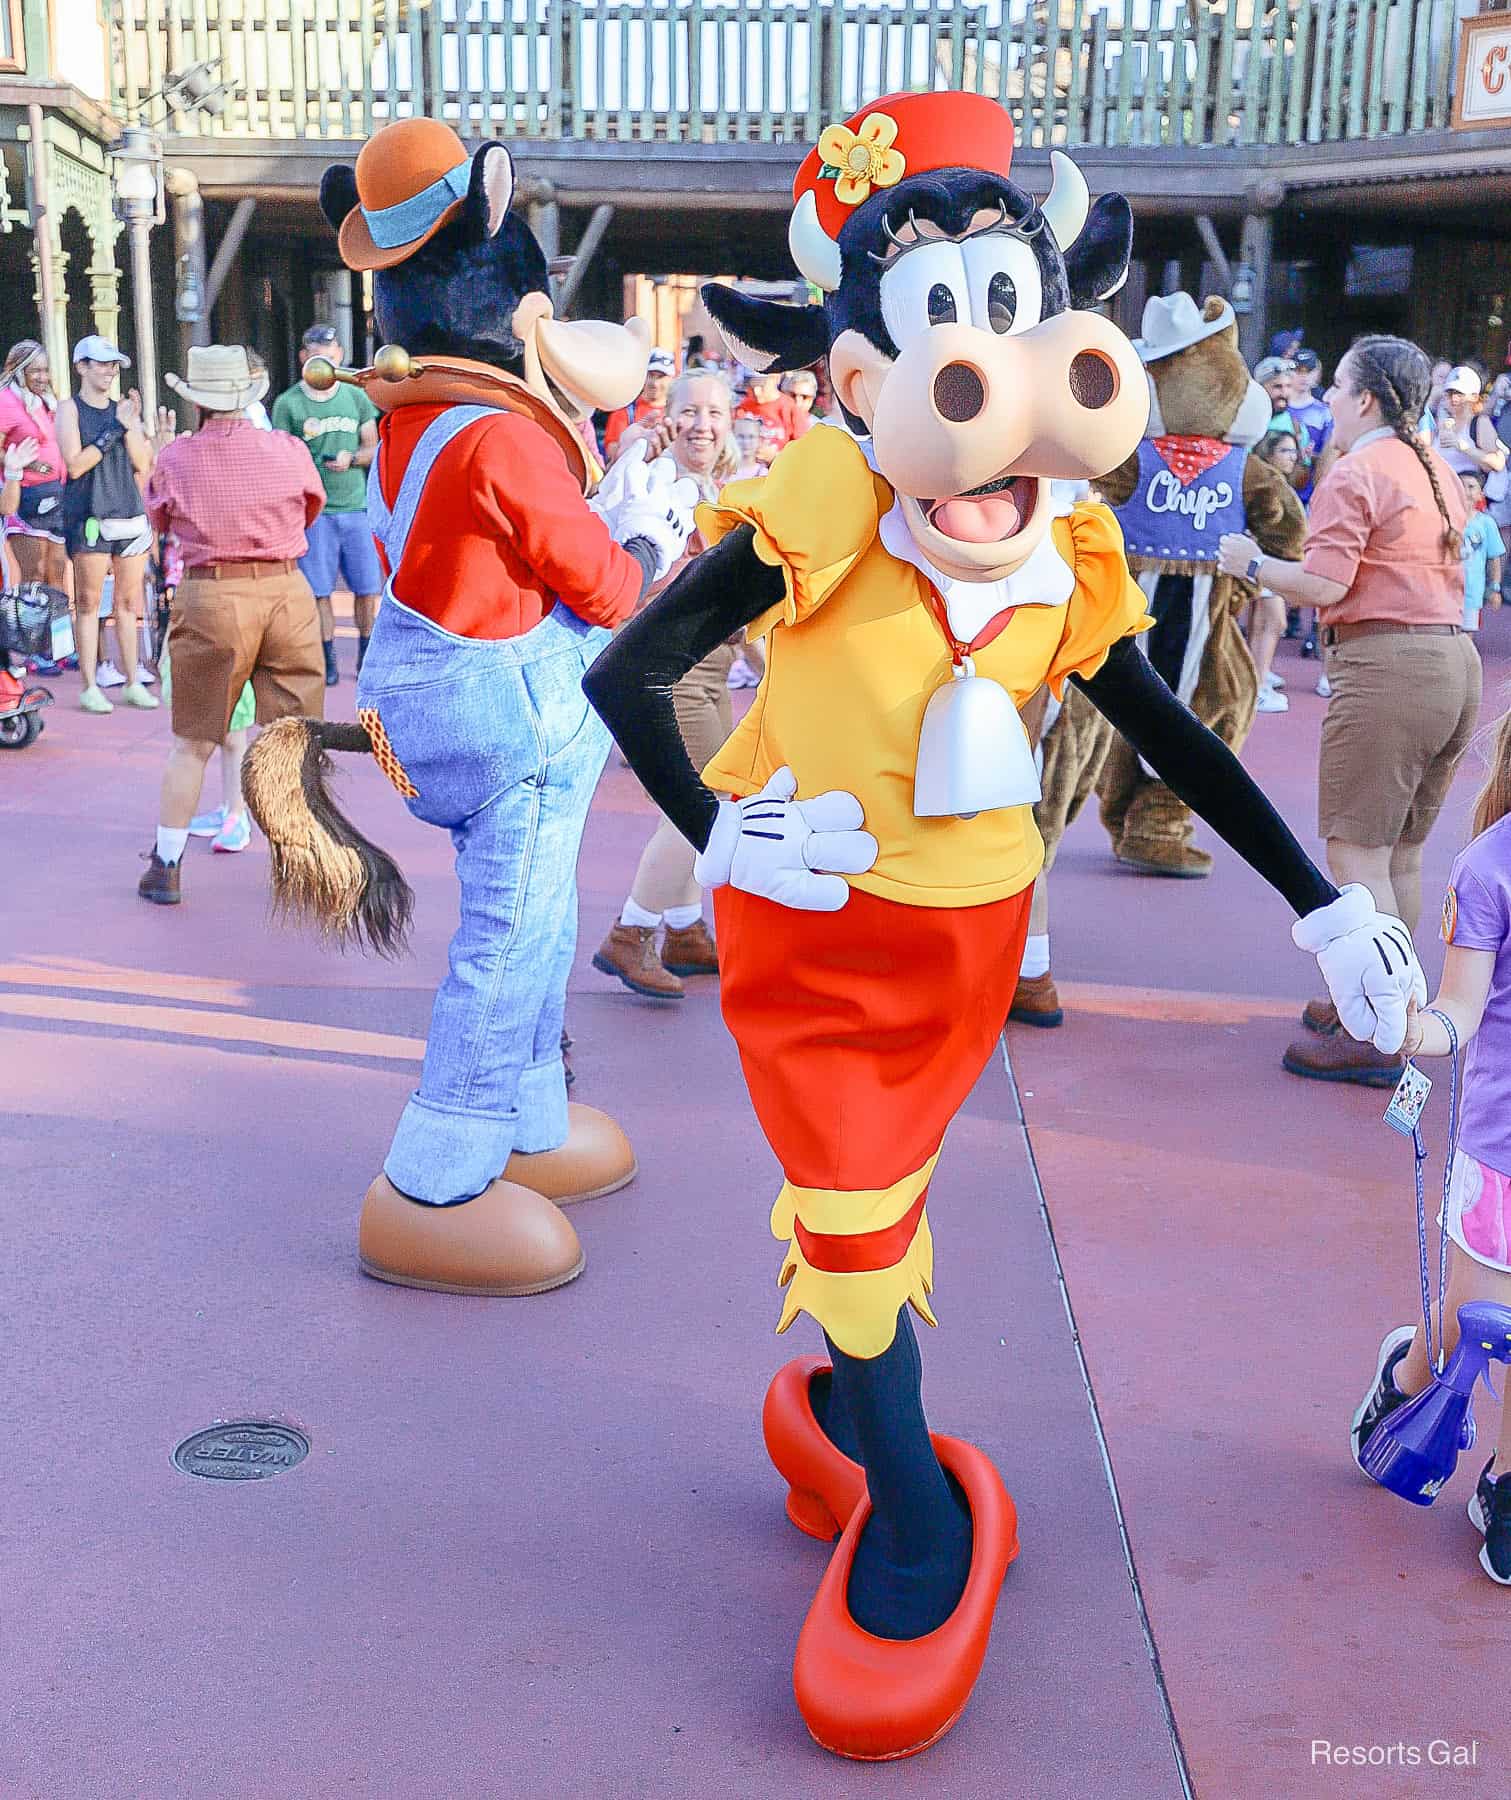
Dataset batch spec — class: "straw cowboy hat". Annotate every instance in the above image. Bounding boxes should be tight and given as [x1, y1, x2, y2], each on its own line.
[1133, 292, 1236, 364]
[165, 344, 269, 412]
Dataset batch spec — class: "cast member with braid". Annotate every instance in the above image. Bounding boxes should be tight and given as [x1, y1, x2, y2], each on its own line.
[1221, 335, 1482, 1089]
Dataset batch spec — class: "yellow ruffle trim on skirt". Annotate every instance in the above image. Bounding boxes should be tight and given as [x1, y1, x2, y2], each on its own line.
[770, 1152, 940, 1360]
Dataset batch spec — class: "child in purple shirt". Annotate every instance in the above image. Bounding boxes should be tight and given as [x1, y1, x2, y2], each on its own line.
[1351, 706, 1511, 1584]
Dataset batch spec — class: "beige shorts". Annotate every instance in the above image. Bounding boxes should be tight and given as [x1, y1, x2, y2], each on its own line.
[1319, 629, 1481, 847]
[672, 641, 736, 770]
[168, 564, 325, 744]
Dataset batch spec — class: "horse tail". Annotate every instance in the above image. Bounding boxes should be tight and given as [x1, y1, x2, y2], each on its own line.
[241, 718, 414, 957]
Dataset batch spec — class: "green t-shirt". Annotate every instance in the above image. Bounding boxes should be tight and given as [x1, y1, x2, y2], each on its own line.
[271, 381, 378, 512]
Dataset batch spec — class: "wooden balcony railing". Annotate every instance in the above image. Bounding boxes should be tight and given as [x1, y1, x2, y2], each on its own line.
[112, 0, 1467, 149]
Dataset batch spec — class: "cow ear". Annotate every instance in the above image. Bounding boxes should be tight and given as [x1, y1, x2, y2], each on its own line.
[320, 164, 359, 236]
[465, 143, 515, 240]
[1064, 194, 1133, 308]
[702, 283, 831, 375]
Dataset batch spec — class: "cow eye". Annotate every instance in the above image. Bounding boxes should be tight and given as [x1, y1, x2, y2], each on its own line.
[879, 242, 969, 351]
[963, 237, 1044, 338]
[987, 272, 1017, 334]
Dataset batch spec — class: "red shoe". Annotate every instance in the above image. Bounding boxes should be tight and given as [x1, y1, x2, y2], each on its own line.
[762, 1356, 867, 1540]
[792, 1436, 1018, 1761]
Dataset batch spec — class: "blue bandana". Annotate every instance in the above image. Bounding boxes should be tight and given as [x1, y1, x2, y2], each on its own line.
[363, 162, 470, 250]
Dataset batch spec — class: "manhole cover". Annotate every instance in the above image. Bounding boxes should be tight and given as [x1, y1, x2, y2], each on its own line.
[173, 1421, 310, 1482]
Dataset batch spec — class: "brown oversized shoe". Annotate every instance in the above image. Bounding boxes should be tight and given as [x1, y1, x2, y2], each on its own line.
[1115, 834, 1213, 879]
[138, 851, 182, 905]
[358, 1174, 584, 1295]
[505, 1102, 638, 1204]
[662, 918, 720, 977]
[591, 923, 684, 1000]
[1301, 997, 1341, 1035]
[1008, 971, 1063, 1028]
[1282, 1032, 1403, 1089]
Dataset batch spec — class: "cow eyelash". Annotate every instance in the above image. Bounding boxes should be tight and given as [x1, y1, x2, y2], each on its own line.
[867, 200, 1043, 267]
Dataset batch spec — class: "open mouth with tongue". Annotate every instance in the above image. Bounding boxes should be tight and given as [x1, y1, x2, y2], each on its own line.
[925, 473, 1038, 545]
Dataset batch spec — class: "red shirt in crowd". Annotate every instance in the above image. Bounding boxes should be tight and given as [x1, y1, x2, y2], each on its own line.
[601, 400, 664, 456]
[0, 385, 64, 487]
[374, 404, 642, 640]
[145, 416, 325, 566]
[735, 391, 800, 461]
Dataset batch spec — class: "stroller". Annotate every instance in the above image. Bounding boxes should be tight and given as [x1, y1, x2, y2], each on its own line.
[0, 581, 66, 750]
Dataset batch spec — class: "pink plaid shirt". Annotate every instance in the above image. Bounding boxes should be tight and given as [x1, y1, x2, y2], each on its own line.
[145, 416, 325, 567]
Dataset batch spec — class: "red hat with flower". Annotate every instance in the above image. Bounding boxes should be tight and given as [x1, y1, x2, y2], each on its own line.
[793, 90, 1017, 241]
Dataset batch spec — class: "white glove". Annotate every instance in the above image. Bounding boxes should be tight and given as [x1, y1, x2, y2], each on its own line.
[1293, 883, 1427, 1054]
[588, 440, 699, 582]
[694, 765, 879, 913]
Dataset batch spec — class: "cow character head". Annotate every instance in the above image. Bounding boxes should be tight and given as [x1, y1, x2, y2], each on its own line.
[703, 93, 1149, 583]
[320, 118, 649, 421]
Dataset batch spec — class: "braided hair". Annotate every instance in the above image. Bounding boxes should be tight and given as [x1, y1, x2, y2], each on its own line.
[1346, 334, 1460, 557]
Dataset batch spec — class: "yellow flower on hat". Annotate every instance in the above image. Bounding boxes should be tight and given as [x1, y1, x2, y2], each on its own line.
[816, 111, 906, 208]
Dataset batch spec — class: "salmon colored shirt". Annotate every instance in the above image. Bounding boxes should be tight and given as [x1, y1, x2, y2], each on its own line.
[376, 404, 642, 640]
[698, 426, 1151, 908]
[1303, 430, 1469, 627]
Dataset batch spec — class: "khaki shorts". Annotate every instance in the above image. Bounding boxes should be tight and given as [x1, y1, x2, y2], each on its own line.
[1319, 630, 1481, 848]
[673, 641, 736, 769]
[167, 564, 325, 744]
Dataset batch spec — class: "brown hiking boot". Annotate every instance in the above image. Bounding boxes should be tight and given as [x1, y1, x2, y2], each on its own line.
[138, 851, 182, 905]
[1009, 971, 1064, 1028]
[1282, 1032, 1403, 1089]
[662, 918, 720, 977]
[1301, 997, 1341, 1035]
[591, 922, 684, 1000]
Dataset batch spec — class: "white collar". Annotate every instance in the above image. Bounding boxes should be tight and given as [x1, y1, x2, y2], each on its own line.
[856, 436, 1078, 641]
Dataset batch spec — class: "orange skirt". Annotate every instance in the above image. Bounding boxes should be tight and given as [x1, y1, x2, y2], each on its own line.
[712, 882, 1032, 1357]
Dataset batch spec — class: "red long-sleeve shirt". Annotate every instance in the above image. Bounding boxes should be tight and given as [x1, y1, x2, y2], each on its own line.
[376, 404, 641, 639]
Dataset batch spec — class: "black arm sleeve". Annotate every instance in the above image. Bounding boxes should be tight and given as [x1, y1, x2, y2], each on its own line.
[1072, 636, 1337, 918]
[583, 524, 786, 852]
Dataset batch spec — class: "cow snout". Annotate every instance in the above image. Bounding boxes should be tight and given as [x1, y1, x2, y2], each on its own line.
[934, 363, 987, 423]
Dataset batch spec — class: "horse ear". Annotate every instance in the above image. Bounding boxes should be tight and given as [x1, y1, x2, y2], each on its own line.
[1064, 193, 1134, 308]
[701, 283, 831, 375]
[320, 164, 359, 236]
[465, 143, 515, 240]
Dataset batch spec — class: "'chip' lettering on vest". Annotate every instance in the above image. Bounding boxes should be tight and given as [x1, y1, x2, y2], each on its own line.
[1146, 469, 1234, 534]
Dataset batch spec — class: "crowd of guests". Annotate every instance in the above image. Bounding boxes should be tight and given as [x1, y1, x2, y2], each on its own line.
[1242, 333, 1507, 714]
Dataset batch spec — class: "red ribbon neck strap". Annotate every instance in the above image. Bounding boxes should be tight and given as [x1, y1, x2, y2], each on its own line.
[927, 586, 1017, 667]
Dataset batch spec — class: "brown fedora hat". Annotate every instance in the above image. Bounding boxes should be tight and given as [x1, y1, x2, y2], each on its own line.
[338, 119, 473, 273]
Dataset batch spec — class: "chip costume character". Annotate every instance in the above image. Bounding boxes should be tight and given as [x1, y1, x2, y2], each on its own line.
[586, 93, 1428, 1758]
[243, 119, 697, 1295]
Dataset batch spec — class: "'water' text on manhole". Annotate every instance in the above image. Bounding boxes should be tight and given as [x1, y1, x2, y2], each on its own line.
[173, 1422, 310, 1482]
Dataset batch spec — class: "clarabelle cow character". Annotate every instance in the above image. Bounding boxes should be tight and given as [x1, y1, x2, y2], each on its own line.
[243, 119, 697, 1298]
[587, 93, 1424, 1758]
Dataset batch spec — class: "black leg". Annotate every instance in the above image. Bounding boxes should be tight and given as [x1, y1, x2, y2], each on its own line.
[824, 1309, 971, 1639]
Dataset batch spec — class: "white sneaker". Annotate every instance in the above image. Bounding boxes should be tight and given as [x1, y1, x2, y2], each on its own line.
[1315, 674, 1333, 699]
[95, 660, 126, 689]
[1255, 685, 1289, 713]
[1263, 669, 1285, 690]
[136, 664, 157, 685]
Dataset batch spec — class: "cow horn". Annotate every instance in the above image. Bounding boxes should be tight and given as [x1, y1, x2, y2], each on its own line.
[1041, 150, 1089, 251]
[788, 190, 842, 293]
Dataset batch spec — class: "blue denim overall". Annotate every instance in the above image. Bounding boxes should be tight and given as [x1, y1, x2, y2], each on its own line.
[359, 407, 612, 1204]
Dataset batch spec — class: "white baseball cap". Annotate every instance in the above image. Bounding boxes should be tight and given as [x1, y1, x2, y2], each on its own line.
[647, 349, 676, 375]
[73, 335, 130, 367]
[1444, 365, 1482, 398]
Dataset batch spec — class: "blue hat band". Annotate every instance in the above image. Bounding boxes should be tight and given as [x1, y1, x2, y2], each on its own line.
[363, 162, 470, 250]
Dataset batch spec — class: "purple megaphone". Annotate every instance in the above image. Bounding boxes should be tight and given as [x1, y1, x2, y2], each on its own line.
[1360, 1302, 1511, 1506]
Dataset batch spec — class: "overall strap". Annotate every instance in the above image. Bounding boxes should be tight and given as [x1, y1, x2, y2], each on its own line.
[368, 404, 496, 571]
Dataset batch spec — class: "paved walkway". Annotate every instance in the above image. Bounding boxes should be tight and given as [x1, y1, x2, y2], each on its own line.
[4, 613, 1507, 1797]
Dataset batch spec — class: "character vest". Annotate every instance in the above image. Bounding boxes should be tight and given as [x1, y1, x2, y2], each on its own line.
[1115, 436, 1248, 575]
